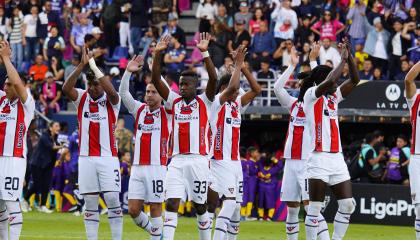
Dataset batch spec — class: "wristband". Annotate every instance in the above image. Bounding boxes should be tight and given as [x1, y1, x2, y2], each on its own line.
[201, 51, 210, 58]
[88, 58, 105, 79]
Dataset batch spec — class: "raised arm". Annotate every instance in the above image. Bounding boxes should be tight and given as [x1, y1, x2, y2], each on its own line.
[63, 46, 89, 101]
[315, 42, 348, 98]
[273, 47, 298, 108]
[340, 39, 361, 97]
[119, 55, 144, 113]
[0, 40, 28, 102]
[87, 49, 119, 105]
[219, 45, 246, 105]
[405, 61, 420, 99]
[308, 41, 320, 69]
[196, 32, 217, 101]
[151, 35, 171, 101]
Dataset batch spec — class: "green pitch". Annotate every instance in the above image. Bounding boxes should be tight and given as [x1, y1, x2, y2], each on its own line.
[20, 212, 413, 239]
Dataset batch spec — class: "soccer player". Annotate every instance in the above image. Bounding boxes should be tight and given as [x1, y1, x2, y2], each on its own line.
[151, 33, 218, 240]
[0, 40, 35, 240]
[274, 43, 330, 240]
[63, 46, 123, 240]
[207, 45, 261, 240]
[119, 55, 170, 239]
[303, 39, 359, 240]
[404, 60, 420, 239]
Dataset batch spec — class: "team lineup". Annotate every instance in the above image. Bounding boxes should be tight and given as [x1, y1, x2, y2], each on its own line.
[0, 30, 418, 240]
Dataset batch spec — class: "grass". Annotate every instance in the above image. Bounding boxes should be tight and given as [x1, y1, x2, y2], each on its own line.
[19, 212, 413, 239]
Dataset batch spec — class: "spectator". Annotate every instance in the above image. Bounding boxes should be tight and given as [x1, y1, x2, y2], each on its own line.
[83, 0, 102, 26]
[89, 27, 107, 67]
[249, 8, 267, 36]
[296, 0, 317, 23]
[70, 13, 93, 55]
[367, 1, 383, 25]
[130, 0, 149, 54]
[43, 26, 65, 61]
[49, 56, 64, 82]
[234, 1, 253, 30]
[271, 0, 298, 44]
[101, 0, 121, 55]
[9, 6, 24, 68]
[40, 71, 62, 115]
[407, 7, 419, 24]
[311, 10, 345, 42]
[325, 59, 334, 68]
[371, 67, 384, 80]
[23, 5, 39, 62]
[64, 54, 85, 89]
[218, 56, 234, 76]
[295, 14, 315, 49]
[164, 73, 180, 93]
[273, 38, 294, 68]
[209, 21, 230, 68]
[359, 132, 386, 183]
[215, 4, 233, 28]
[227, 19, 251, 53]
[354, 43, 369, 71]
[151, 0, 172, 32]
[384, 135, 410, 185]
[363, 17, 390, 73]
[346, 1, 367, 51]
[21, 0, 42, 16]
[402, 22, 420, 64]
[340, 63, 350, 81]
[250, 21, 276, 70]
[139, 26, 158, 58]
[109, 67, 121, 90]
[319, 38, 341, 67]
[50, 0, 65, 15]
[37, 0, 61, 46]
[394, 60, 410, 80]
[359, 59, 373, 80]
[119, 2, 131, 52]
[115, 118, 133, 154]
[257, 58, 276, 80]
[0, 6, 10, 41]
[162, 13, 186, 47]
[196, 0, 218, 21]
[298, 42, 311, 65]
[29, 54, 48, 82]
[24, 121, 64, 214]
[163, 33, 186, 76]
[388, 18, 411, 79]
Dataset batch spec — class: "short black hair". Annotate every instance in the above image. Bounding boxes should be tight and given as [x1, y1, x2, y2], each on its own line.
[180, 70, 198, 83]
[261, 57, 270, 64]
[217, 74, 231, 93]
[297, 65, 333, 102]
[365, 132, 376, 144]
[397, 134, 408, 143]
[84, 34, 95, 43]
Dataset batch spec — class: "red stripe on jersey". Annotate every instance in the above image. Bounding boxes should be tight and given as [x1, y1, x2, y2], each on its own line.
[77, 92, 88, 155]
[284, 101, 297, 156]
[106, 101, 118, 157]
[197, 97, 208, 155]
[330, 119, 339, 153]
[231, 127, 240, 160]
[169, 97, 183, 156]
[160, 106, 169, 165]
[140, 133, 152, 165]
[134, 104, 146, 137]
[88, 122, 101, 156]
[213, 105, 226, 160]
[13, 101, 25, 157]
[314, 98, 324, 152]
[411, 95, 420, 154]
[0, 122, 6, 155]
[178, 122, 190, 153]
[291, 125, 304, 160]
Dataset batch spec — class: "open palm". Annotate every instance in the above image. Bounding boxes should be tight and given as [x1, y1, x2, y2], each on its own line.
[127, 55, 144, 72]
[155, 35, 171, 52]
[196, 32, 211, 52]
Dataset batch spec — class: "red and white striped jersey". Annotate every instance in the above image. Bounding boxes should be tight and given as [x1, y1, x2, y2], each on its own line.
[0, 90, 35, 159]
[167, 91, 217, 157]
[303, 86, 344, 153]
[210, 94, 245, 161]
[132, 103, 171, 166]
[284, 101, 311, 160]
[73, 89, 120, 157]
[407, 91, 420, 154]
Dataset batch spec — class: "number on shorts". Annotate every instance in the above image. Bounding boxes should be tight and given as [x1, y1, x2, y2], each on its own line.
[114, 170, 120, 183]
[238, 181, 243, 193]
[5, 177, 19, 190]
[193, 181, 207, 194]
[152, 180, 164, 193]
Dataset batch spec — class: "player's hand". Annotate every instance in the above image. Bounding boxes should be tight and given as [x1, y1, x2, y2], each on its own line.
[342, 37, 352, 60]
[126, 55, 144, 73]
[290, 47, 299, 67]
[339, 42, 349, 61]
[233, 45, 247, 67]
[196, 32, 211, 52]
[155, 35, 171, 53]
[309, 41, 321, 61]
[81, 45, 90, 66]
[0, 40, 12, 59]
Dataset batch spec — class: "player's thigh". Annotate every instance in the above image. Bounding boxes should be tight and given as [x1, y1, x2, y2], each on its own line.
[281, 160, 302, 202]
[128, 166, 146, 201]
[185, 158, 210, 204]
[78, 157, 100, 194]
[128, 199, 144, 217]
[96, 157, 121, 193]
[409, 156, 420, 204]
[144, 166, 166, 203]
[0, 157, 26, 201]
[210, 160, 237, 199]
[235, 161, 244, 203]
[165, 160, 185, 200]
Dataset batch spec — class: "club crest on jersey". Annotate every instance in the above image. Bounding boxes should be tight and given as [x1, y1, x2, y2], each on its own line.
[1, 104, 10, 114]
[228, 188, 234, 194]
[144, 114, 155, 124]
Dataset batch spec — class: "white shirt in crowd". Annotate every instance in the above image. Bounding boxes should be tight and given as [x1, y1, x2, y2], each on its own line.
[23, 14, 37, 38]
[373, 32, 388, 60]
[392, 32, 402, 56]
[319, 46, 341, 67]
[196, 2, 218, 20]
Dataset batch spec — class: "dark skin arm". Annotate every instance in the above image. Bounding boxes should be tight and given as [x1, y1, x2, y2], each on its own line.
[151, 35, 171, 101]
[63, 46, 90, 101]
[339, 39, 360, 97]
[197, 33, 217, 101]
[241, 66, 262, 106]
[219, 46, 246, 104]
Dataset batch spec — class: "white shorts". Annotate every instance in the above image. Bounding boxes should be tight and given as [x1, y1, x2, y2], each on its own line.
[165, 155, 210, 204]
[0, 157, 26, 201]
[307, 152, 350, 186]
[78, 156, 121, 194]
[409, 155, 420, 204]
[128, 165, 166, 203]
[209, 159, 243, 203]
[281, 159, 309, 202]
